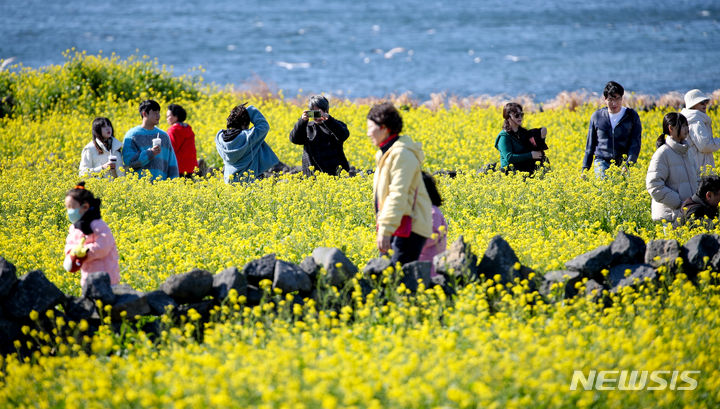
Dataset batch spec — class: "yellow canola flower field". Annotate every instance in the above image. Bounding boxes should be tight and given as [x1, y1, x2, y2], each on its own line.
[1, 53, 719, 407]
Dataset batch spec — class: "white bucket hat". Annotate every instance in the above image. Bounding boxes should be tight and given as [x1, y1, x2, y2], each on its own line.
[684, 89, 710, 109]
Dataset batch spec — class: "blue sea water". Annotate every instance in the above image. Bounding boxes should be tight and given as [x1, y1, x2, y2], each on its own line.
[1, 0, 719, 100]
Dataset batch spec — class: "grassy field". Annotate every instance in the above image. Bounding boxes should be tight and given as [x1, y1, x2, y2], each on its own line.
[0, 52, 719, 408]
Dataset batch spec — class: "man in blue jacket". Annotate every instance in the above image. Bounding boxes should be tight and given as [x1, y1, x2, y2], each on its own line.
[582, 81, 642, 178]
[122, 100, 179, 180]
[215, 103, 280, 183]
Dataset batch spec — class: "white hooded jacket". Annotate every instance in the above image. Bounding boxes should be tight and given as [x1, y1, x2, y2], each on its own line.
[681, 107, 718, 172]
[646, 137, 699, 222]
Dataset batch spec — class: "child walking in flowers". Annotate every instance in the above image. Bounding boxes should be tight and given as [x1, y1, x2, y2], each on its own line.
[63, 182, 120, 288]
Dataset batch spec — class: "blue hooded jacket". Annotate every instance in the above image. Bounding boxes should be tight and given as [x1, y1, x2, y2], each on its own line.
[215, 106, 280, 183]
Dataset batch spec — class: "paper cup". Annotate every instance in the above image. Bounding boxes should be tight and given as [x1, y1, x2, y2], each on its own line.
[152, 137, 161, 147]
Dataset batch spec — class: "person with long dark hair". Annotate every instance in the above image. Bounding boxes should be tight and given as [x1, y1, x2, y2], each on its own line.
[494, 102, 548, 175]
[63, 182, 120, 288]
[79, 117, 125, 177]
[417, 172, 448, 277]
[368, 102, 432, 265]
[646, 113, 699, 223]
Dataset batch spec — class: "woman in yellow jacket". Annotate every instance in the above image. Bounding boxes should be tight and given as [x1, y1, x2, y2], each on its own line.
[367, 102, 433, 265]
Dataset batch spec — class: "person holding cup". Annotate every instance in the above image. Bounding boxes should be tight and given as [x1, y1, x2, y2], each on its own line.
[79, 117, 125, 178]
[122, 100, 179, 180]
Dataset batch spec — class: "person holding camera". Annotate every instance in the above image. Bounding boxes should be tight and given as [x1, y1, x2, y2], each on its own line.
[368, 102, 432, 265]
[289, 95, 351, 176]
[494, 102, 549, 175]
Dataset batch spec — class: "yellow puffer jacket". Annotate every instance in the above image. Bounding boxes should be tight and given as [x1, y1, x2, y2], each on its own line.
[373, 135, 433, 238]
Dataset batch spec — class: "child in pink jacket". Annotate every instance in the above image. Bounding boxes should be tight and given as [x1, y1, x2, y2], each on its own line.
[418, 172, 448, 277]
[63, 182, 120, 288]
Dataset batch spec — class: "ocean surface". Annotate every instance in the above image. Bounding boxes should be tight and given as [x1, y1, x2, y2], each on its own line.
[1, 0, 719, 100]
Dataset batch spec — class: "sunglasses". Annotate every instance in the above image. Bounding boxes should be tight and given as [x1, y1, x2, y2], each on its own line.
[511, 112, 524, 119]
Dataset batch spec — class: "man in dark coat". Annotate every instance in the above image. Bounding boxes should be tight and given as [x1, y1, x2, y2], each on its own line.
[678, 175, 720, 228]
[289, 95, 351, 176]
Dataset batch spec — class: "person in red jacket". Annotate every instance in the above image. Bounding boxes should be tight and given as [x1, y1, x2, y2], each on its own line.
[166, 104, 198, 177]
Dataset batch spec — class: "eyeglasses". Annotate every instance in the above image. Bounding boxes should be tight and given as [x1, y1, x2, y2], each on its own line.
[512, 112, 524, 119]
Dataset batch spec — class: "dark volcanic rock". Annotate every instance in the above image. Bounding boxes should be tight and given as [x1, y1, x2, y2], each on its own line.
[539, 270, 582, 299]
[212, 267, 248, 300]
[363, 257, 393, 277]
[3, 270, 64, 319]
[273, 260, 312, 293]
[476, 235, 521, 284]
[243, 254, 277, 287]
[610, 231, 646, 265]
[683, 234, 720, 275]
[608, 264, 657, 289]
[312, 247, 358, 287]
[81, 271, 116, 306]
[63, 296, 100, 322]
[645, 239, 683, 268]
[0, 256, 17, 298]
[400, 261, 432, 293]
[145, 290, 178, 315]
[111, 285, 150, 321]
[434, 235, 478, 279]
[161, 269, 213, 304]
[565, 245, 613, 279]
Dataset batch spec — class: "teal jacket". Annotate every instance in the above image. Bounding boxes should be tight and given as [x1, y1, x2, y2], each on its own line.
[495, 129, 538, 173]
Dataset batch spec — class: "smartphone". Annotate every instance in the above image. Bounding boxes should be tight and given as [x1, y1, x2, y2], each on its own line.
[307, 110, 321, 120]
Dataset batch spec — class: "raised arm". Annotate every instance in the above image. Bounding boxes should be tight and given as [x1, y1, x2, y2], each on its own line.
[289, 118, 309, 145]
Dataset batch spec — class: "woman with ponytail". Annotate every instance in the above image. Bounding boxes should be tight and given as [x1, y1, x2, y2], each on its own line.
[63, 182, 120, 288]
[646, 113, 700, 222]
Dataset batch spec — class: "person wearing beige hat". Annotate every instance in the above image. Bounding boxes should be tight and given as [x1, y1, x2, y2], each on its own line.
[681, 89, 717, 173]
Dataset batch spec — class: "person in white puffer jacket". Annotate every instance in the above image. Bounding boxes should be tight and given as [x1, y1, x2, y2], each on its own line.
[646, 112, 700, 222]
[681, 89, 717, 173]
[79, 117, 125, 177]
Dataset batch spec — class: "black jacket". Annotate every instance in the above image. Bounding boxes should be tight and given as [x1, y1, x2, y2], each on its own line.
[582, 107, 642, 170]
[677, 194, 718, 228]
[289, 116, 350, 176]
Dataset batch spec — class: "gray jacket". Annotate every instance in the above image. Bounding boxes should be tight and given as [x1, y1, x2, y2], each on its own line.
[646, 137, 699, 222]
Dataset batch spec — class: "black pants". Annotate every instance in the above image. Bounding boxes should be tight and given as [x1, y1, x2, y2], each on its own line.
[386, 232, 427, 266]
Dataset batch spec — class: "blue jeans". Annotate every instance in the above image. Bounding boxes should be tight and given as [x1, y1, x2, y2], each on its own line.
[594, 158, 612, 179]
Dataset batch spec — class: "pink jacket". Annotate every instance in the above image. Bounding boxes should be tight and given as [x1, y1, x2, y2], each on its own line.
[418, 206, 448, 277]
[64, 219, 120, 288]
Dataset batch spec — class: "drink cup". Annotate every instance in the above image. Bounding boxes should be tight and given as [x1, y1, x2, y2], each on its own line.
[152, 137, 161, 147]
